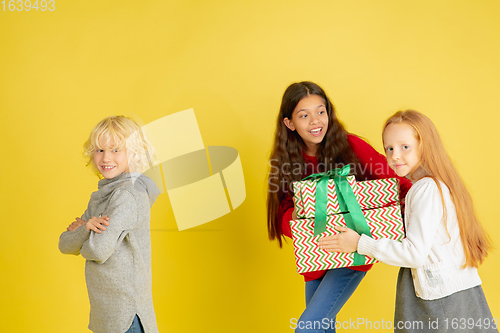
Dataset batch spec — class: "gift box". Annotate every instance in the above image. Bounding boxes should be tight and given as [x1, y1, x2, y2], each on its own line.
[290, 205, 404, 273]
[293, 175, 400, 219]
[289, 165, 405, 273]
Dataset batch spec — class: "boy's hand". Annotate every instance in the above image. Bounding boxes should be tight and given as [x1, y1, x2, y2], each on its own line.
[85, 215, 110, 234]
[319, 226, 360, 253]
[67, 217, 86, 232]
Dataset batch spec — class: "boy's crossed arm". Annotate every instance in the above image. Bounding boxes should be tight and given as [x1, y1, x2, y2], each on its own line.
[66, 217, 85, 231]
[80, 190, 139, 264]
[60, 190, 139, 263]
[59, 213, 110, 255]
[66, 216, 110, 233]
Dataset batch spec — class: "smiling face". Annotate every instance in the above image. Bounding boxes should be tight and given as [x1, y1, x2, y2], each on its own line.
[383, 122, 421, 179]
[283, 94, 329, 156]
[92, 141, 130, 179]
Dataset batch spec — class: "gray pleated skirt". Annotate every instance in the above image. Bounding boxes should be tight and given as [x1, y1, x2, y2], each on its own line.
[394, 267, 498, 333]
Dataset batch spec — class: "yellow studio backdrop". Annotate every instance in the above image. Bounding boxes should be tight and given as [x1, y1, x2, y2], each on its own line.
[1, 0, 499, 332]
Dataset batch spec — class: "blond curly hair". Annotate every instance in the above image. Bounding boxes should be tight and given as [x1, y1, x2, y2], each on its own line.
[83, 116, 156, 177]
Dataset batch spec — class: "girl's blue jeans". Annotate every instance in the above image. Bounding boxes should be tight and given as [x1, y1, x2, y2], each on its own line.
[124, 315, 144, 333]
[295, 268, 367, 333]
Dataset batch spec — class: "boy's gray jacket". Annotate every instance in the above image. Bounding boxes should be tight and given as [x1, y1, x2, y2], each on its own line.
[59, 172, 160, 333]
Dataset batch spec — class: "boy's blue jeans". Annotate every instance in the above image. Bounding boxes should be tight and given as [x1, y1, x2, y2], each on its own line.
[125, 315, 144, 333]
[295, 268, 367, 333]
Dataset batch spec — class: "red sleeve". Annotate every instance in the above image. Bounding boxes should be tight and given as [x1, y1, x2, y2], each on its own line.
[278, 194, 294, 239]
[348, 134, 412, 201]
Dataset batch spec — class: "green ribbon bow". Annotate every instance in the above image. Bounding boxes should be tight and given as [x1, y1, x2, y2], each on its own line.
[302, 165, 372, 266]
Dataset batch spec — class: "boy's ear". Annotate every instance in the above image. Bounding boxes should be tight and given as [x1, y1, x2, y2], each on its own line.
[283, 118, 295, 131]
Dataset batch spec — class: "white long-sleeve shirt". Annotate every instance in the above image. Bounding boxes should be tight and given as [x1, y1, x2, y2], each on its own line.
[358, 177, 481, 300]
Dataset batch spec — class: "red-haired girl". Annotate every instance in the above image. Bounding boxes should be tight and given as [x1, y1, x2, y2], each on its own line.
[324, 110, 497, 332]
[267, 81, 412, 332]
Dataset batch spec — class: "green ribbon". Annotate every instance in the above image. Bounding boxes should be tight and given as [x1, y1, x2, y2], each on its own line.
[301, 165, 372, 266]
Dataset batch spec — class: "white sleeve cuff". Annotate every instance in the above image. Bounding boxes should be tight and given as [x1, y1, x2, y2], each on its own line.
[357, 234, 378, 257]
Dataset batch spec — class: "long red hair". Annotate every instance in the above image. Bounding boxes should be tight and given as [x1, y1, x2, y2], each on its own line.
[383, 110, 492, 268]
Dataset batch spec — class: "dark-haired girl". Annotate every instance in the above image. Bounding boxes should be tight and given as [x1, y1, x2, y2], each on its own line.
[267, 81, 412, 332]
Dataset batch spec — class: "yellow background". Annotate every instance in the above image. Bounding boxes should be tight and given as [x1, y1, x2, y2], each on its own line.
[1, 1, 499, 332]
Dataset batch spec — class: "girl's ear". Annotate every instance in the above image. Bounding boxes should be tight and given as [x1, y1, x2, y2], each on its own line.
[283, 118, 296, 131]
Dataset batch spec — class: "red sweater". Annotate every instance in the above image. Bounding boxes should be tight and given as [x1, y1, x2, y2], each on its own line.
[279, 134, 412, 281]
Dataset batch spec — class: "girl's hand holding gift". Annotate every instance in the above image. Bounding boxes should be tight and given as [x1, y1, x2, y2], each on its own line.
[319, 226, 360, 253]
[67, 217, 86, 232]
[85, 215, 110, 234]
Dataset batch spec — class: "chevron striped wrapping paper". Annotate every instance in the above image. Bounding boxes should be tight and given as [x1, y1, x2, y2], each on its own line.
[292, 176, 400, 219]
[290, 204, 405, 273]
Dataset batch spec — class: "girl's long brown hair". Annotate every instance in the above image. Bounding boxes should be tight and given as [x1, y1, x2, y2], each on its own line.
[383, 110, 492, 268]
[267, 81, 360, 247]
